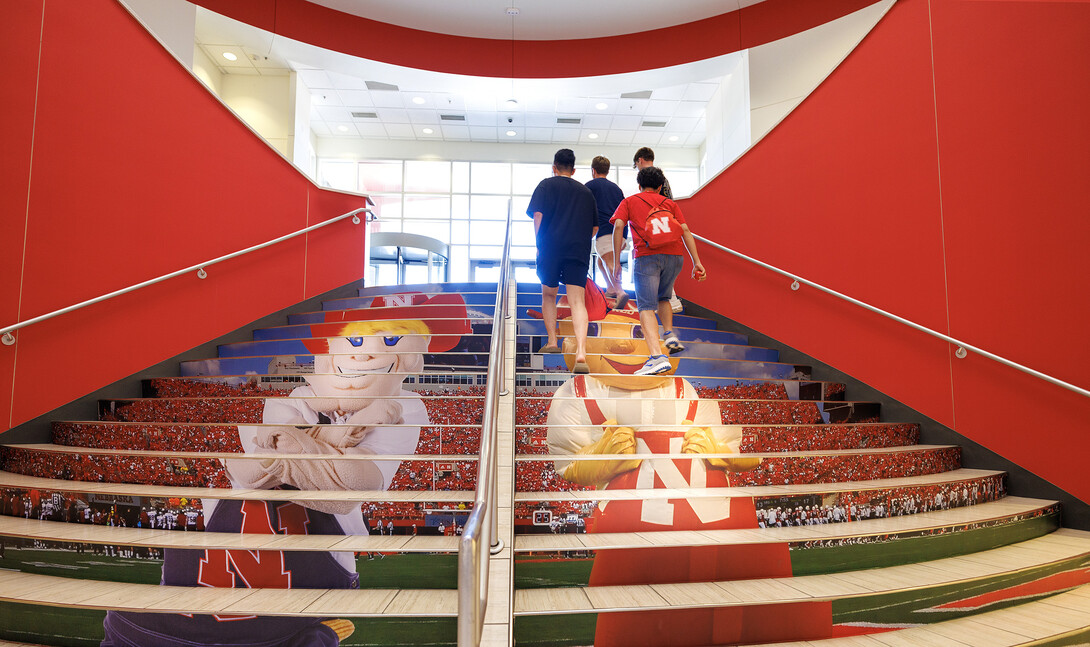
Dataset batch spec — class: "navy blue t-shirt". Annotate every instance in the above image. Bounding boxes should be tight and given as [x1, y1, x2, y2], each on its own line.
[585, 177, 625, 239]
[526, 175, 597, 260]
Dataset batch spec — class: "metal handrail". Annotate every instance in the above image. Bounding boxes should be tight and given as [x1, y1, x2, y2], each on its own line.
[457, 201, 514, 646]
[693, 234, 1090, 398]
[1, 208, 371, 346]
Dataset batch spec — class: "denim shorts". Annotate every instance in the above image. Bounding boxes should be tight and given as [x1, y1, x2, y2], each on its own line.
[633, 253, 682, 311]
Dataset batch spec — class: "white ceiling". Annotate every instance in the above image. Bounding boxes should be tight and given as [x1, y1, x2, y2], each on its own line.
[194, 7, 745, 148]
[303, 0, 770, 40]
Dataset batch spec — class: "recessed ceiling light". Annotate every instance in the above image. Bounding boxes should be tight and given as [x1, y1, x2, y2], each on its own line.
[588, 133, 599, 139]
[669, 135, 680, 142]
[337, 125, 349, 132]
[504, 99, 519, 110]
[422, 128, 435, 134]
[506, 130, 517, 137]
[412, 96, 426, 105]
[222, 52, 237, 61]
[595, 102, 608, 110]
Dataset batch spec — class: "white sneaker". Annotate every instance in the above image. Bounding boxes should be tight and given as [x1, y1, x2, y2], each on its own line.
[669, 294, 683, 313]
[663, 333, 685, 354]
[635, 355, 671, 376]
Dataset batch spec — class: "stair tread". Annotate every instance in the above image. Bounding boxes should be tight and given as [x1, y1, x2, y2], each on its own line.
[0, 569, 458, 616]
[0, 470, 474, 502]
[760, 583, 1090, 646]
[516, 468, 1004, 502]
[0, 514, 458, 552]
[512, 530, 1090, 615]
[513, 496, 1057, 552]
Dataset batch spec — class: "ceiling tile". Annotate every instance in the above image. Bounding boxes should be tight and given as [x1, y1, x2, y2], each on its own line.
[524, 127, 553, 142]
[470, 126, 498, 140]
[414, 124, 441, 138]
[328, 122, 359, 136]
[327, 71, 370, 91]
[556, 97, 588, 113]
[643, 100, 680, 117]
[408, 109, 440, 124]
[581, 114, 612, 129]
[442, 125, 471, 140]
[315, 105, 352, 121]
[674, 102, 706, 118]
[552, 129, 579, 143]
[524, 112, 556, 128]
[668, 117, 701, 131]
[614, 98, 649, 116]
[523, 96, 556, 112]
[652, 85, 687, 101]
[355, 123, 389, 138]
[384, 123, 416, 139]
[434, 94, 466, 111]
[337, 90, 374, 107]
[465, 111, 497, 126]
[296, 69, 334, 89]
[376, 108, 411, 123]
[310, 122, 332, 137]
[610, 115, 642, 130]
[463, 94, 497, 112]
[310, 91, 339, 106]
[606, 130, 634, 145]
[370, 92, 404, 108]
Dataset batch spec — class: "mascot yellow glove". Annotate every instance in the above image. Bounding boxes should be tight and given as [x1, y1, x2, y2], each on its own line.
[681, 423, 761, 472]
[561, 419, 642, 487]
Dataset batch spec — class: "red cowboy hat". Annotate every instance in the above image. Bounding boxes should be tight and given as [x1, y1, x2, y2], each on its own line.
[303, 292, 471, 354]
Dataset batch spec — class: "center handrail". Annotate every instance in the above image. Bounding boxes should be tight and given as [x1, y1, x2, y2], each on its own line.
[457, 201, 514, 646]
[693, 233, 1089, 398]
[0, 207, 371, 346]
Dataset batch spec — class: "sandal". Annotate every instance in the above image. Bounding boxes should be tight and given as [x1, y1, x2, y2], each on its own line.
[572, 361, 590, 374]
[540, 344, 562, 354]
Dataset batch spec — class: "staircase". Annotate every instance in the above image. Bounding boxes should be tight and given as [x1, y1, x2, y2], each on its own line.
[0, 281, 1087, 646]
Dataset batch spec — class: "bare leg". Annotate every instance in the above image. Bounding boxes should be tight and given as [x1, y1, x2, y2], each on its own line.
[640, 309, 664, 357]
[658, 299, 673, 336]
[541, 284, 560, 348]
[598, 251, 622, 296]
[564, 283, 589, 363]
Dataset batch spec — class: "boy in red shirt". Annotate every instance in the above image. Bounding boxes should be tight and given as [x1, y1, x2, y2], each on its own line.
[611, 166, 706, 375]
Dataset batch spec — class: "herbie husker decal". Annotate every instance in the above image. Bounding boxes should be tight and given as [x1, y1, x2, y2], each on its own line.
[102, 294, 469, 647]
[547, 305, 833, 646]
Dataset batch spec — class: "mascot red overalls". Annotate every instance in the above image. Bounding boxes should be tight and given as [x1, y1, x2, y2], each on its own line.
[546, 306, 831, 646]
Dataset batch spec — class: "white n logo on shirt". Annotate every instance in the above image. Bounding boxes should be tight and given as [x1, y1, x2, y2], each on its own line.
[381, 294, 416, 308]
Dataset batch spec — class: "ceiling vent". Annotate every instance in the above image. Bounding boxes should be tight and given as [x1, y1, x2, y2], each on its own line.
[556, 117, 582, 125]
[641, 120, 667, 128]
[351, 111, 379, 119]
[621, 90, 653, 99]
[439, 114, 466, 121]
[365, 81, 399, 91]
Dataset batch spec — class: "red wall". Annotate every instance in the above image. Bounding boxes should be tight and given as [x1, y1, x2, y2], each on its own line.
[0, 0, 368, 431]
[677, 0, 1090, 503]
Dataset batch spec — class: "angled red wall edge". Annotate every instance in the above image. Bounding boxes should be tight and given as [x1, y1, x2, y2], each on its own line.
[675, 0, 1090, 503]
[0, 0, 368, 431]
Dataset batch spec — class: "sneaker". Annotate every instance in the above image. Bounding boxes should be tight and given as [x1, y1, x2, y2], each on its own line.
[634, 355, 671, 376]
[669, 293, 683, 313]
[663, 332, 685, 354]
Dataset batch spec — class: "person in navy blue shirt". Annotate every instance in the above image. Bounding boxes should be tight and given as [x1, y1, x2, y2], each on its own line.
[585, 156, 628, 307]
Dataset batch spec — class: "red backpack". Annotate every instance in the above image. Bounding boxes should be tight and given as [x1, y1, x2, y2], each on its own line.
[635, 194, 683, 249]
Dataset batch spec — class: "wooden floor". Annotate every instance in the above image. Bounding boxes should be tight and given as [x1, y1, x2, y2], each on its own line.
[513, 530, 1090, 616]
[760, 584, 1090, 646]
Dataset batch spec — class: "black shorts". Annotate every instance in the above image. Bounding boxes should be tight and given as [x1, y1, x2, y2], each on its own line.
[537, 254, 590, 289]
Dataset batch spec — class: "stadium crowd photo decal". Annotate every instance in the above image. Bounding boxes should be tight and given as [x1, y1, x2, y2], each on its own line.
[101, 294, 469, 647]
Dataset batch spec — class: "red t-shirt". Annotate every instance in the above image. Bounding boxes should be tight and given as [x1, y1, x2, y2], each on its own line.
[610, 192, 687, 257]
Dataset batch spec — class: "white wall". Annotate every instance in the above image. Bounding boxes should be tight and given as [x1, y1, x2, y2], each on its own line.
[120, 0, 196, 68]
[290, 73, 317, 178]
[191, 46, 224, 96]
[748, 0, 894, 144]
[220, 75, 293, 157]
[699, 52, 750, 181]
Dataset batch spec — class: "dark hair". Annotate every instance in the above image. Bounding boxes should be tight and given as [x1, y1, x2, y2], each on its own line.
[591, 155, 610, 175]
[636, 166, 666, 191]
[633, 146, 655, 167]
[554, 148, 576, 171]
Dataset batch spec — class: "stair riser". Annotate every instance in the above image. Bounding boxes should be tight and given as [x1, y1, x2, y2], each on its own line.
[517, 423, 921, 453]
[98, 398, 484, 425]
[0, 446, 957, 490]
[517, 399, 880, 425]
[287, 307, 720, 331]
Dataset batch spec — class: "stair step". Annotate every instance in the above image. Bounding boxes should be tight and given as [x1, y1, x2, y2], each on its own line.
[97, 396, 485, 425]
[0, 569, 458, 616]
[0, 514, 459, 553]
[514, 445, 961, 491]
[0, 470, 474, 504]
[511, 529, 1090, 616]
[516, 423, 920, 453]
[518, 396, 880, 425]
[513, 497, 1058, 552]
